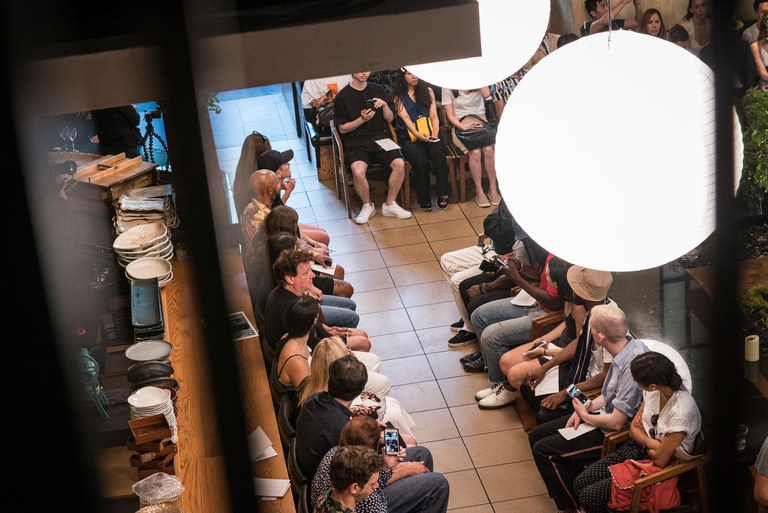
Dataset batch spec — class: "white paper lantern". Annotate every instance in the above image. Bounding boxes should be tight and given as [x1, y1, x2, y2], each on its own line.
[404, 0, 550, 90]
[495, 30, 743, 272]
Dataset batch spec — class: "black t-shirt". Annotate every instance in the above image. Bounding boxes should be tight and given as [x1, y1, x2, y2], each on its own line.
[295, 391, 351, 480]
[580, 18, 626, 37]
[333, 82, 390, 149]
[264, 286, 330, 353]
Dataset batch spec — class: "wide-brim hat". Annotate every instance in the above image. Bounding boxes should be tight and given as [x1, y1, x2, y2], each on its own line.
[567, 266, 613, 302]
[258, 149, 294, 172]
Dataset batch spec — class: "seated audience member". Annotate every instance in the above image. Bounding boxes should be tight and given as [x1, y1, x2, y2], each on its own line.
[521, 267, 615, 425]
[298, 336, 390, 404]
[743, 0, 768, 44]
[557, 33, 580, 47]
[680, 0, 712, 55]
[469, 254, 566, 410]
[264, 250, 371, 355]
[302, 74, 353, 129]
[299, 337, 412, 437]
[334, 71, 412, 224]
[392, 69, 450, 211]
[258, 148, 330, 245]
[581, 0, 642, 37]
[241, 169, 281, 326]
[755, 435, 768, 509]
[639, 8, 666, 38]
[573, 351, 703, 513]
[313, 445, 383, 513]
[233, 131, 273, 221]
[700, 18, 759, 98]
[667, 23, 695, 54]
[441, 85, 499, 208]
[529, 305, 649, 513]
[272, 295, 320, 402]
[312, 416, 449, 513]
[750, 17, 768, 90]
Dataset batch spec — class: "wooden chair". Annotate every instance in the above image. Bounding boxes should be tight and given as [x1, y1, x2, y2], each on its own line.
[602, 428, 711, 513]
[299, 483, 311, 513]
[329, 119, 410, 219]
[436, 103, 469, 202]
[287, 437, 308, 507]
[277, 392, 297, 454]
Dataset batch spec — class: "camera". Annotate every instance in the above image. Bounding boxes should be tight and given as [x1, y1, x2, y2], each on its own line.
[567, 384, 589, 404]
[50, 160, 77, 176]
[365, 98, 377, 109]
[144, 108, 162, 123]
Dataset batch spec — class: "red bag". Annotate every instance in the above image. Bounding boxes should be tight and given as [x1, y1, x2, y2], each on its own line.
[607, 459, 681, 513]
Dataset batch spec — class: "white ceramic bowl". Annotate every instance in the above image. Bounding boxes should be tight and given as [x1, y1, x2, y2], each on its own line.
[125, 339, 173, 361]
[126, 257, 173, 281]
[128, 386, 171, 408]
[114, 222, 168, 251]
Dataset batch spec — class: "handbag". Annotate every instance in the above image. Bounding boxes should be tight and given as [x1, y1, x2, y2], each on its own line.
[408, 115, 433, 141]
[608, 459, 681, 513]
[455, 114, 497, 150]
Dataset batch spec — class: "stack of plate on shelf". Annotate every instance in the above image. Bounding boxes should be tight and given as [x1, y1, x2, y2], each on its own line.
[126, 256, 173, 287]
[127, 386, 178, 443]
[114, 184, 180, 234]
[113, 222, 173, 268]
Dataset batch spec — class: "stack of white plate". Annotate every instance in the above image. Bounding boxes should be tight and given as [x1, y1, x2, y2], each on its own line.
[113, 222, 173, 268]
[127, 386, 178, 443]
[125, 256, 173, 287]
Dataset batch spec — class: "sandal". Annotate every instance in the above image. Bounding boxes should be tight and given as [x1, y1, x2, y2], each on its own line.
[419, 201, 433, 211]
[437, 195, 449, 210]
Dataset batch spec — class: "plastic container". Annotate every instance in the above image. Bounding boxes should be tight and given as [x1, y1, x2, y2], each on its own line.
[132, 472, 185, 508]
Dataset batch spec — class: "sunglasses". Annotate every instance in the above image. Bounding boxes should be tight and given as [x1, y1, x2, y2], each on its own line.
[649, 413, 660, 439]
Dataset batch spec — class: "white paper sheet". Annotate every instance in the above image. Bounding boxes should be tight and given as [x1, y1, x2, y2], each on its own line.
[247, 426, 277, 462]
[375, 138, 400, 151]
[510, 289, 537, 307]
[534, 364, 560, 396]
[311, 260, 337, 275]
[253, 478, 291, 498]
[558, 422, 597, 440]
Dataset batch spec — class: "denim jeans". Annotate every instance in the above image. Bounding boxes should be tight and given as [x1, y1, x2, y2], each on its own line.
[470, 297, 545, 382]
[320, 295, 359, 328]
[383, 446, 450, 513]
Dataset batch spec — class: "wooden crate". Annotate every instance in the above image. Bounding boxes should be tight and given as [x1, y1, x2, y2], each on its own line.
[317, 144, 334, 181]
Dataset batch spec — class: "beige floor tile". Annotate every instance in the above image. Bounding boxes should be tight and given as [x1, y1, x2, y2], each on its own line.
[344, 268, 394, 292]
[321, 217, 371, 238]
[408, 301, 461, 330]
[284, 192, 310, 208]
[379, 354, 434, 386]
[447, 505, 494, 513]
[438, 374, 494, 407]
[421, 219, 476, 242]
[352, 288, 404, 315]
[417, 326, 462, 353]
[367, 214, 418, 231]
[309, 187, 345, 206]
[380, 243, 436, 267]
[302, 176, 335, 192]
[397, 280, 453, 307]
[476, 461, 548, 502]
[372, 226, 427, 249]
[293, 205, 318, 224]
[427, 350, 475, 380]
[492, 495, 555, 513]
[331, 232, 378, 255]
[450, 404, 522, 436]
[390, 380, 446, 413]
[408, 408, 459, 442]
[458, 200, 491, 218]
[412, 205, 466, 224]
[442, 469, 488, 510]
[421, 437, 473, 473]
[430, 236, 482, 259]
[358, 309, 413, 337]
[370, 330, 423, 360]
[335, 249, 385, 273]
[463, 429, 533, 468]
[389, 261, 445, 288]
[313, 201, 351, 221]
[467, 216, 485, 236]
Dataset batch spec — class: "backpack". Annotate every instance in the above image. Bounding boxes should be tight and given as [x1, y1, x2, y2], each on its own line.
[608, 459, 681, 513]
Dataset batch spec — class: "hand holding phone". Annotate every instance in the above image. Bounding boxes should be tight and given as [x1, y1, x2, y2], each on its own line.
[493, 255, 509, 269]
[567, 384, 589, 404]
[365, 98, 378, 109]
[383, 427, 400, 455]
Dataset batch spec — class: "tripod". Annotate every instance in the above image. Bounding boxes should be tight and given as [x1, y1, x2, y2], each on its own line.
[141, 114, 171, 171]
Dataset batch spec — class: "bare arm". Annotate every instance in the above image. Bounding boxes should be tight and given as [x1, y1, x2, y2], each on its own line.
[752, 42, 768, 81]
[590, 0, 634, 34]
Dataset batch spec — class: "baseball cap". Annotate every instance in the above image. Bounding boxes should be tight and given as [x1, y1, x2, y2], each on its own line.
[567, 266, 613, 302]
[258, 149, 294, 172]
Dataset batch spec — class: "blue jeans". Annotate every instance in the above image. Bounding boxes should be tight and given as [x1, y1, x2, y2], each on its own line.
[383, 446, 450, 513]
[470, 297, 545, 382]
[320, 295, 359, 328]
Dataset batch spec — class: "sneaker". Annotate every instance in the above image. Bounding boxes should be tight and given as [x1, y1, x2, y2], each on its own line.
[448, 330, 477, 347]
[478, 385, 517, 409]
[381, 201, 413, 219]
[489, 191, 501, 206]
[463, 356, 486, 372]
[475, 192, 491, 208]
[474, 382, 502, 401]
[450, 319, 465, 332]
[459, 350, 483, 365]
[355, 203, 376, 224]
[437, 195, 449, 210]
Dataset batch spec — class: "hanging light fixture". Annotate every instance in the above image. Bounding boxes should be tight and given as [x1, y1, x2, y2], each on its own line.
[404, 0, 550, 90]
[495, 30, 743, 272]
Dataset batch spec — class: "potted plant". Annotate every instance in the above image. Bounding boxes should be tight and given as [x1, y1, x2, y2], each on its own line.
[738, 87, 768, 215]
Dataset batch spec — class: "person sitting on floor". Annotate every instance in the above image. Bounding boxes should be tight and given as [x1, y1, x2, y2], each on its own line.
[313, 445, 383, 513]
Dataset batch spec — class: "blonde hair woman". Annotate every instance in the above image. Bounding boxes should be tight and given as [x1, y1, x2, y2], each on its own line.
[298, 337, 417, 442]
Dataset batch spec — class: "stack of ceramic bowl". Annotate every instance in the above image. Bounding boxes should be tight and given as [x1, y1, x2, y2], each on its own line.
[126, 256, 173, 287]
[128, 386, 178, 443]
[113, 222, 173, 268]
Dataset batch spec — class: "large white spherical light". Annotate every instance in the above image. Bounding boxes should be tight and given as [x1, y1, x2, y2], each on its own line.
[495, 30, 743, 272]
[404, 0, 550, 90]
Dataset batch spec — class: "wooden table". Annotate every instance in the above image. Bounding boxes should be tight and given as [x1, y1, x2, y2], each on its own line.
[685, 257, 768, 298]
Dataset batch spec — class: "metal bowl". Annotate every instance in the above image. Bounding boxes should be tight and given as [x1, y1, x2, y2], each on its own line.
[126, 360, 174, 384]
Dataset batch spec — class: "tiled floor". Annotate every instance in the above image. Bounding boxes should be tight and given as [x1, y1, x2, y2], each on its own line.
[212, 86, 559, 511]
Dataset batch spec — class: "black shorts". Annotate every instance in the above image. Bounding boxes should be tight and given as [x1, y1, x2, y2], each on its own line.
[345, 141, 402, 168]
[313, 275, 335, 295]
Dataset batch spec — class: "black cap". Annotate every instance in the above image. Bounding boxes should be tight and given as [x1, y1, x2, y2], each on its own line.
[258, 149, 294, 172]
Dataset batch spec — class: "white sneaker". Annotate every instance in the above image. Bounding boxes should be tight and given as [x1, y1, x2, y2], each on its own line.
[474, 382, 502, 402]
[478, 385, 517, 409]
[381, 201, 412, 219]
[355, 203, 376, 224]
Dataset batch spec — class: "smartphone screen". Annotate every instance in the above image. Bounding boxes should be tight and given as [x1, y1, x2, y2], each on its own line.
[384, 428, 400, 455]
[567, 385, 589, 404]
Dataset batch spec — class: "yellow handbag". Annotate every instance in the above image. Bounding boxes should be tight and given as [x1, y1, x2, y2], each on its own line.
[408, 115, 433, 142]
